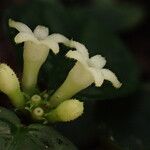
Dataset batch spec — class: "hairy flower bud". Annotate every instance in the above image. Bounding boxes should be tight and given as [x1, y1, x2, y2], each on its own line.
[46, 99, 84, 122]
[0, 64, 25, 108]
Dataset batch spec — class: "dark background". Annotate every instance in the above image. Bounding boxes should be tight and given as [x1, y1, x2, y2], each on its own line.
[0, 0, 150, 150]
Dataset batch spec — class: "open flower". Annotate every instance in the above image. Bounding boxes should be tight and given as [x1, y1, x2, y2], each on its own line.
[45, 99, 84, 122]
[49, 41, 122, 108]
[0, 64, 25, 108]
[9, 19, 69, 94]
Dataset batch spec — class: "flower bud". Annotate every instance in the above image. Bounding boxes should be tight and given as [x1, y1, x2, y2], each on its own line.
[32, 107, 44, 120]
[31, 94, 41, 105]
[0, 64, 25, 108]
[46, 99, 84, 122]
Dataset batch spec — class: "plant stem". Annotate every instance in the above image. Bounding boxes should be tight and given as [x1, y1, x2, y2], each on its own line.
[45, 110, 59, 123]
[8, 89, 25, 108]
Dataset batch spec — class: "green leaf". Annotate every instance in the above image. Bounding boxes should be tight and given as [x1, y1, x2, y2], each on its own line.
[0, 107, 21, 128]
[27, 124, 77, 150]
[0, 107, 20, 150]
[0, 107, 77, 150]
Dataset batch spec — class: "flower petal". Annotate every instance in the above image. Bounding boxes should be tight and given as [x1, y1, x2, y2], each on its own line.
[101, 69, 122, 88]
[68, 40, 89, 60]
[9, 19, 32, 33]
[40, 40, 59, 54]
[34, 25, 49, 40]
[89, 55, 106, 69]
[41, 34, 69, 54]
[88, 68, 104, 87]
[46, 33, 69, 43]
[66, 50, 88, 67]
[14, 32, 39, 44]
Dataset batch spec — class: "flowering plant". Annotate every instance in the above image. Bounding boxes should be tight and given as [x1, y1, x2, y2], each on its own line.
[0, 19, 121, 123]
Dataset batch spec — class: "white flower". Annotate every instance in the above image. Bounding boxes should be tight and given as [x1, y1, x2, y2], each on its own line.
[46, 99, 84, 122]
[49, 41, 121, 108]
[9, 19, 69, 94]
[66, 40, 122, 88]
[9, 19, 69, 54]
[0, 64, 25, 108]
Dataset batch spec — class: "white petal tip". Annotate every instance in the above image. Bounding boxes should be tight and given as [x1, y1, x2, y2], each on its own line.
[114, 82, 122, 88]
[51, 46, 59, 55]
[95, 83, 102, 87]
[14, 37, 19, 44]
[53, 50, 59, 55]
[101, 69, 122, 89]
[65, 50, 72, 58]
[8, 18, 14, 27]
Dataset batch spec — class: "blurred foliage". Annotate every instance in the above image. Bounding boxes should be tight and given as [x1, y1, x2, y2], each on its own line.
[0, 0, 147, 149]
[0, 106, 77, 150]
[4, 0, 144, 100]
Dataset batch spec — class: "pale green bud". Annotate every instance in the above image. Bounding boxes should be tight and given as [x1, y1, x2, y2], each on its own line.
[31, 94, 41, 105]
[0, 64, 25, 108]
[0, 64, 19, 94]
[32, 107, 44, 120]
[46, 99, 84, 122]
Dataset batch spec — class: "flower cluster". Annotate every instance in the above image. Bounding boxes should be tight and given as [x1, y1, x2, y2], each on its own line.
[0, 19, 121, 123]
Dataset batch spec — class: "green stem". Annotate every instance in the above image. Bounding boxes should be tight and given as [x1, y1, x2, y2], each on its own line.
[8, 89, 25, 108]
[45, 110, 59, 123]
